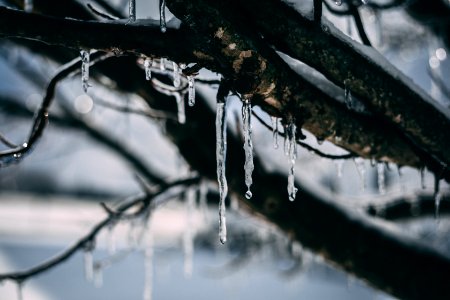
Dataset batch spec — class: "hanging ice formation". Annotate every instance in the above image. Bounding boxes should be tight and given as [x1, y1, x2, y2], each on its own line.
[286, 122, 298, 201]
[16, 281, 24, 300]
[159, 0, 167, 33]
[174, 93, 186, 124]
[84, 248, 94, 282]
[173, 62, 181, 87]
[242, 99, 254, 199]
[24, 0, 33, 12]
[144, 58, 152, 81]
[353, 157, 366, 191]
[434, 175, 441, 220]
[93, 268, 103, 288]
[216, 99, 228, 244]
[283, 124, 290, 156]
[188, 76, 196, 106]
[80, 50, 90, 93]
[271, 116, 279, 149]
[129, 0, 136, 22]
[377, 163, 386, 195]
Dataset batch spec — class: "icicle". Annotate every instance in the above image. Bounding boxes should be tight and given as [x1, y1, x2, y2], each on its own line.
[335, 160, 344, 178]
[94, 267, 103, 288]
[397, 166, 406, 193]
[271, 117, 279, 149]
[377, 163, 386, 195]
[84, 248, 94, 282]
[129, 0, 136, 22]
[334, 0, 342, 5]
[183, 187, 195, 278]
[216, 101, 228, 244]
[16, 281, 24, 300]
[159, 58, 166, 71]
[173, 62, 181, 87]
[24, 0, 33, 12]
[353, 157, 366, 191]
[344, 81, 352, 109]
[420, 167, 426, 189]
[80, 50, 90, 93]
[242, 99, 254, 199]
[159, 0, 167, 33]
[434, 175, 441, 221]
[188, 76, 196, 107]
[283, 125, 289, 156]
[107, 224, 116, 255]
[174, 93, 186, 124]
[143, 234, 153, 300]
[286, 122, 298, 201]
[144, 58, 152, 81]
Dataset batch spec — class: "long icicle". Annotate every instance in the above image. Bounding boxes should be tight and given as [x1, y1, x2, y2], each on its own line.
[271, 117, 279, 149]
[80, 50, 90, 93]
[174, 93, 186, 124]
[286, 122, 298, 201]
[242, 99, 254, 199]
[377, 162, 386, 195]
[188, 76, 196, 106]
[216, 100, 228, 244]
[159, 0, 167, 33]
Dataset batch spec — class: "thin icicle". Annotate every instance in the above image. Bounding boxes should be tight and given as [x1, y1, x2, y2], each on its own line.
[84, 249, 94, 282]
[174, 93, 186, 124]
[242, 99, 254, 199]
[143, 234, 153, 300]
[159, 0, 167, 33]
[93, 267, 103, 288]
[434, 175, 441, 221]
[377, 163, 386, 195]
[398, 166, 406, 193]
[188, 76, 196, 106]
[216, 101, 228, 244]
[283, 124, 289, 156]
[144, 58, 152, 81]
[271, 117, 279, 149]
[80, 50, 90, 93]
[420, 167, 426, 189]
[173, 62, 181, 87]
[353, 157, 366, 191]
[129, 0, 136, 22]
[286, 122, 298, 201]
[107, 224, 116, 255]
[16, 281, 24, 300]
[24, 0, 33, 12]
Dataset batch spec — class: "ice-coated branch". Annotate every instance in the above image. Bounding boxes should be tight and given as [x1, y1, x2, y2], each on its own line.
[0, 176, 200, 282]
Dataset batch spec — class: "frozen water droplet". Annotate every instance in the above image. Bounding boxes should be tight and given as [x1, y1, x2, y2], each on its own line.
[286, 122, 298, 201]
[434, 175, 441, 221]
[271, 117, 279, 149]
[22, 142, 28, 148]
[216, 101, 228, 244]
[334, 0, 342, 5]
[377, 163, 386, 195]
[159, 0, 167, 33]
[144, 58, 152, 80]
[129, 0, 136, 22]
[24, 0, 33, 12]
[80, 50, 90, 93]
[245, 190, 252, 199]
[188, 76, 195, 106]
[174, 93, 186, 124]
[242, 99, 254, 199]
[353, 157, 366, 192]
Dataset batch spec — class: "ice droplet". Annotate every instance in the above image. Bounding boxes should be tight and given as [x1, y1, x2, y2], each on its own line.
[159, 0, 167, 33]
[80, 50, 90, 93]
[335, 0, 342, 6]
[24, 0, 33, 12]
[216, 101, 228, 244]
[353, 157, 366, 192]
[271, 117, 279, 149]
[286, 122, 298, 201]
[188, 76, 195, 106]
[242, 99, 254, 199]
[377, 163, 386, 195]
[144, 58, 152, 81]
[129, 0, 136, 22]
[174, 93, 186, 124]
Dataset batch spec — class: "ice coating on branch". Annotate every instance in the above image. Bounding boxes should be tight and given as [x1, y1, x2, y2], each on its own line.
[80, 50, 90, 93]
[216, 101, 228, 244]
[271, 116, 279, 149]
[159, 0, 167, 33]
[242, 99, 254, 199]
[173, 62, 181, 87]
[188, 76, 196, 106]
[286, 122, 298, 201]
[174, 93, 186, 124]
[353, 157, 366, 191]
[377, 163, 386, 195]
[144, 58, 152, 81]
[129, 0, 136, 22]
[434, 175, 441, 220]
[24, 0, 33, 12]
